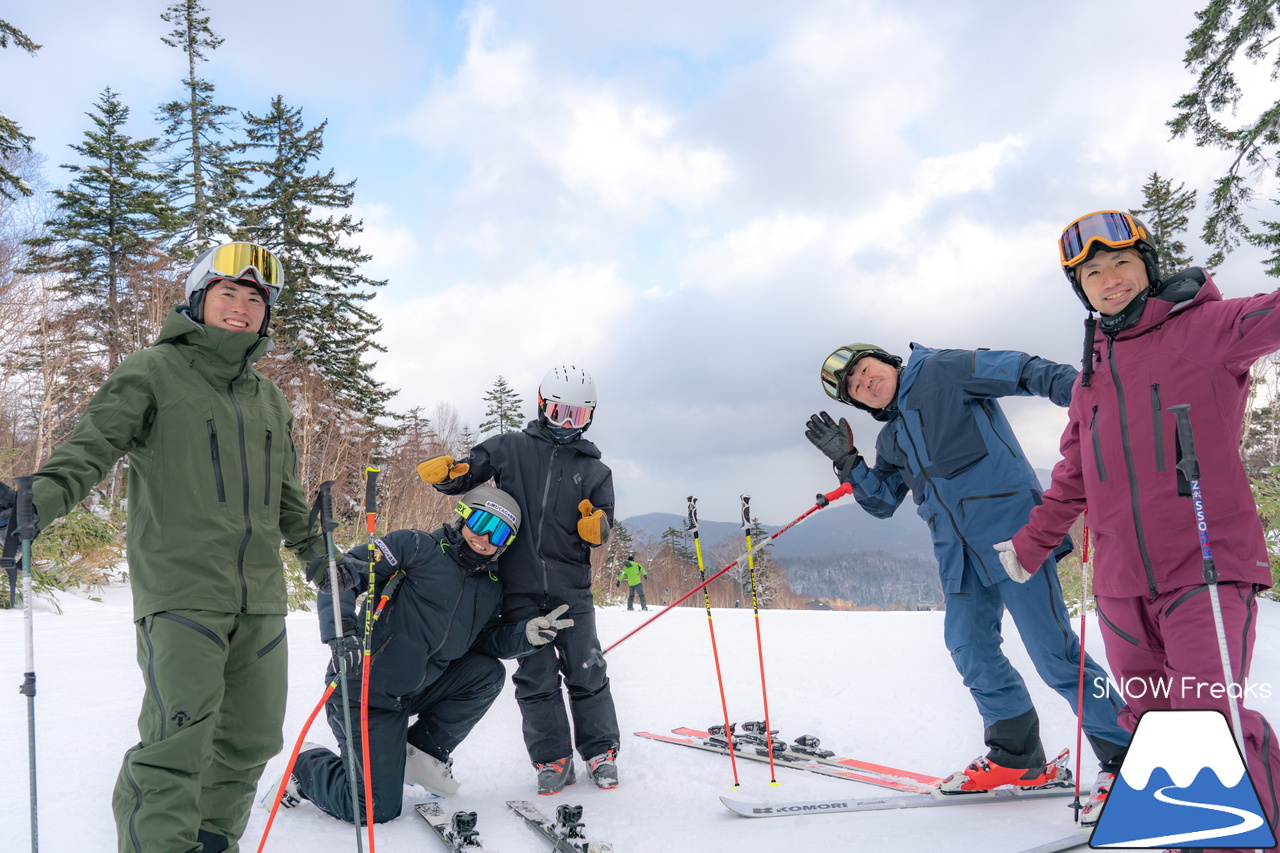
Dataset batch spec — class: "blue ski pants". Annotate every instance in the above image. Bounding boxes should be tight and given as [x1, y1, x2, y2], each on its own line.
[944, 554, 1129, 769]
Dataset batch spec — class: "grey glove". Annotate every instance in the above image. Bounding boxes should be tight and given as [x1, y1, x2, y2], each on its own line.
[315, 554, 363, 595]
[328, 634, 363, 674]
[993, 540, 1032, 583]
[526, 604, 575, 647]
[805, 411, 862, 476]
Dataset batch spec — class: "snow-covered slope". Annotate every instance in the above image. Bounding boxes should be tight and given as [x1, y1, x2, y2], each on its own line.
[5, 586, 1279, 852]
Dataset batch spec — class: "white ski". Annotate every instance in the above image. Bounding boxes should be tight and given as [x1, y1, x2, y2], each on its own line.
[416, 802, 489, 852]
[720, 784, 1076, 818]
[506, 800, 613, 853]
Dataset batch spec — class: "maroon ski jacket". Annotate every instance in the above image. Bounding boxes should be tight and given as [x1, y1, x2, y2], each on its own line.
[1012, 271, 1280, 598]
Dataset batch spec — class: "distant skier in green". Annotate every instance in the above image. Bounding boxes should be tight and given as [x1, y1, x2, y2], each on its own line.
[617, 555, 648, 611]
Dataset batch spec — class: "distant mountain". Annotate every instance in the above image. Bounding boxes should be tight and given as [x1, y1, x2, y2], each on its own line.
[622, 503, 932, 560]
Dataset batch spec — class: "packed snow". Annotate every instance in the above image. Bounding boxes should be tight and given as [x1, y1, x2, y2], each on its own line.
[5, 582, 1280, 852]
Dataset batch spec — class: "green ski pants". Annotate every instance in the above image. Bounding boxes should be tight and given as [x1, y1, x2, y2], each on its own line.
[112, 610, 287, 853]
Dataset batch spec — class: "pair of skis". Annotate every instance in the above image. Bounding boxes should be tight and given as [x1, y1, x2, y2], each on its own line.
[417, 800, 613, 853]
[639, 724, 1090, 853]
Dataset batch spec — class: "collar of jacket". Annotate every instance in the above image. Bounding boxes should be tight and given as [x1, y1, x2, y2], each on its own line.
[522, 420, 603, 459]
[1094, 268, 1216, 343]
[157, 307, 272, 384]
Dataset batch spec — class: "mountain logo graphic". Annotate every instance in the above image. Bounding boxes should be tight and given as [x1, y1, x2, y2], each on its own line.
[1091, 709, 1276, 848]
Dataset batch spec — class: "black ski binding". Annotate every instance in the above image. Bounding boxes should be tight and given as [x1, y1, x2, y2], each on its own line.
[792, 734, 835, 759]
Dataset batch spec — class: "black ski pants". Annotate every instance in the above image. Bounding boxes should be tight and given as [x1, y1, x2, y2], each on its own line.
[293, 650, 504, 824]
[626, 583, 647, 610]
[509, 604, 620, 764]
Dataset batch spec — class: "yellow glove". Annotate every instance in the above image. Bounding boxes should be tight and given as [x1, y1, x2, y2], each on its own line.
[417, 455, 470, 484]
[576, 499, 609, 545]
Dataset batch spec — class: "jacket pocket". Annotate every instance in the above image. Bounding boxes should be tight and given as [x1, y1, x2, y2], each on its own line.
[207, 419, 226, 503]
[1150, 384, 1165, 472]
[1090, 406, 1108, 483]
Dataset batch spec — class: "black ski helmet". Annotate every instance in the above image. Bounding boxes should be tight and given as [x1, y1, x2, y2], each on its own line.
[820, 343, 903, 412]
[1059, 211, 1160, 311]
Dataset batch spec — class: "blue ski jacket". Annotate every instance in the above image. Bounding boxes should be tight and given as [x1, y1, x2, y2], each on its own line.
[844, 344, 1076, 593]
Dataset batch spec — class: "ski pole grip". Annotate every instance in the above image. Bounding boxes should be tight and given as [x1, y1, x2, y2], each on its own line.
[686, 495, 699, 535]
[363, 467, 380, 515]
[1169, 404, 1200, 483]
[740, 494, 751, 530]
[317, 480, 337, 533]
[14, 476, 35, 543]
[816, 481, 853, 507]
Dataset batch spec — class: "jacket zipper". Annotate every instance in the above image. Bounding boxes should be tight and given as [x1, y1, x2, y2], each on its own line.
[534, 445, 560, 604]
[263, 430, 273, 506]
[899, 416, 991, 584]
[978, 402, 1018, 458]
[1150, 384, 1165, 472]
[207, 419, 226, 502]
[1090, 407, 1107, 482]
[228, 350, 254, 613]
[1107, 336, 1159, 597]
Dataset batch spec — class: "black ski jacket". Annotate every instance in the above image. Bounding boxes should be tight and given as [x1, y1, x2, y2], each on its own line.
[437, 421, 615, 611]
[317, 527, 536, 711]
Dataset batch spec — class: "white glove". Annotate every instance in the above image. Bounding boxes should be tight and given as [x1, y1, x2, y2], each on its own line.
[993, 540, 1032, 583]
[526, 604, 575, 646]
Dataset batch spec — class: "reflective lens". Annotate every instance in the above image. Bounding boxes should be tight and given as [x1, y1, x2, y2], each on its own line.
[820, 347, 857, 401]
[544, 400, 592, 428]
[463, 509, 514, 546]
[208, 243, 284, 287]
[1059, 211, 1145, 268]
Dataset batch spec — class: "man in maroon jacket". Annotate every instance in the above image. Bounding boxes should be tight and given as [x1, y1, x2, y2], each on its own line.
[997, 210, 1280, 846]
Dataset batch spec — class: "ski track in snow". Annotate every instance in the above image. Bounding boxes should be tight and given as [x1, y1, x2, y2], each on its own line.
[4, 584, 1280, 852]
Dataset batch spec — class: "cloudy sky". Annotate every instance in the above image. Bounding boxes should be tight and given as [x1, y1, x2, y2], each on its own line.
[4, 0, 1276, 525]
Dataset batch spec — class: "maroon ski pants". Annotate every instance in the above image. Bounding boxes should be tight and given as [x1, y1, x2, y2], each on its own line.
[1097, 582, 1280, 852]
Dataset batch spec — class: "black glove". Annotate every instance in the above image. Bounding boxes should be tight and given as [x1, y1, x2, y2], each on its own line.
[311, 550, 366, 591]
[805, 411, 862, 476]
[328, 634, 362, 674]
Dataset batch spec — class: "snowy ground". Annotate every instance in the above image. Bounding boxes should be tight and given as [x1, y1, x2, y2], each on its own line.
[5, 584, 1280, 852]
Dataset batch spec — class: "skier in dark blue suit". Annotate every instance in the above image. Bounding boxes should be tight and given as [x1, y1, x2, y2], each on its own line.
[806, 343, 1128, 824]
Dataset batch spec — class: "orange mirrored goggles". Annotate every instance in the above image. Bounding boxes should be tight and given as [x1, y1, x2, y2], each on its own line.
[1058, 211, 1149, 268]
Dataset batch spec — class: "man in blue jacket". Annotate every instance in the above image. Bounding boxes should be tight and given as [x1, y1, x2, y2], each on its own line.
[805, 343, 1128, 823]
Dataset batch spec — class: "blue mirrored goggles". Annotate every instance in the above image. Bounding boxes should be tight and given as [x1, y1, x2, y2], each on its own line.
[458, 507, 515, 547]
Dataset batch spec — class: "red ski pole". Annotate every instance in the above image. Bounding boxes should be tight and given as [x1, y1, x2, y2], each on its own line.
[687, 496, 741, 788]
[589, 483, 853, 663]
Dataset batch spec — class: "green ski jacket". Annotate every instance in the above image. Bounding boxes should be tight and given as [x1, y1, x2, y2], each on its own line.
[32, 308, 314, 619]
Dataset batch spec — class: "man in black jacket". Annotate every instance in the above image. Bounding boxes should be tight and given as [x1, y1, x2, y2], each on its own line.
[418, 365, 619, 795]
[271, 486, 572, 824]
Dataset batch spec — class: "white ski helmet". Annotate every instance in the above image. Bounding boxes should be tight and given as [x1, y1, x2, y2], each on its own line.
[537, 365, 597, 429]
[184, 242, 285, 333]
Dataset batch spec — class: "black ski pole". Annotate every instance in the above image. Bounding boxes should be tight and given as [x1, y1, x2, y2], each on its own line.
[15, 475, 38, 852]
[1169, 404, 1248, 758]
[318, 482, 364, 853]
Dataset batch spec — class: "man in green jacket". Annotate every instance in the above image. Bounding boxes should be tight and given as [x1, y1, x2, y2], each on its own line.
[28, 243, 316, 853]
[617, 554, 648, 611]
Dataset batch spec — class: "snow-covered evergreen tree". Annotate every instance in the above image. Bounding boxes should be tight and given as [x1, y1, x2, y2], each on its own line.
[156, 0, 241, 256]
[24, 88, 181, 371]
[0, 20, 41, 200]
[1131, 172, 1196, 272]
[231, 95, 391, 417]
[479, 375, 524, 435]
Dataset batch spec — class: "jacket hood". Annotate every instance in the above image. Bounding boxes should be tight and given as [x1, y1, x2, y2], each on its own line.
[1097, 268, 1216, 343]
[522, 419, 603, 459]
[156, 306, 271, 380]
